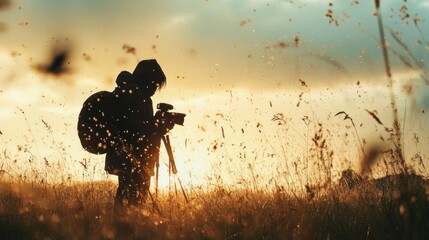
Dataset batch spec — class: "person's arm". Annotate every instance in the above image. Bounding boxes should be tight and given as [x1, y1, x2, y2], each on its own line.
[139, 97, 163, 176]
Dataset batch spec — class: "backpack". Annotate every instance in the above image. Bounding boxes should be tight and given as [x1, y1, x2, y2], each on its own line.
[77, 91, 115, 154]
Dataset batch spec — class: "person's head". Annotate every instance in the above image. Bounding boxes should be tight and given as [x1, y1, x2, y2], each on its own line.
[132, 59, 166, 96]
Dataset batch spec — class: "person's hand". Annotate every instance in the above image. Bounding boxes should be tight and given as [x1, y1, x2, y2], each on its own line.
[154, 111, 175, 135]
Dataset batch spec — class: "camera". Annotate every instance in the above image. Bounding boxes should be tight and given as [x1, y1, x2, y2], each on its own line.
[156, 103, 186, 126]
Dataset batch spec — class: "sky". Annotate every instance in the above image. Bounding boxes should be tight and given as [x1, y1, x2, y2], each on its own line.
[0, 0, 429, 188]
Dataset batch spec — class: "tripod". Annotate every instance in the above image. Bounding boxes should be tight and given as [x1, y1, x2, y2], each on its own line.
[154, 135, 189, 203]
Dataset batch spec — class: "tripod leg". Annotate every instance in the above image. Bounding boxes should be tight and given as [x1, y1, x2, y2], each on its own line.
[155, 158, 159, 200]
[163, 135, 177, 174]
[162, 135, 189, 203]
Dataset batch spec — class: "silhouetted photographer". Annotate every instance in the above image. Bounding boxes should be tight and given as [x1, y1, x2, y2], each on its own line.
[108, 59, 187, 213]
[78, 59, 185, 213]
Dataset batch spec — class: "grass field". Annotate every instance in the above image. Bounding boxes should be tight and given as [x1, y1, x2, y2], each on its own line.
[1, 172, 428, 240]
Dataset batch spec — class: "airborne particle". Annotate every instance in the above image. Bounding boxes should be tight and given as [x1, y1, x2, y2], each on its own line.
[276, 41, 289, 49]
[0, 0, 11, 10]
[37, 49, 70, 75]
[239, 19, 251, 26]
[122, 44, 136, 55]
[83, 53, 91, 61]
[294, 35, 300, 47]
[0, 22, 7, 33]
[46, 52, 67, 73]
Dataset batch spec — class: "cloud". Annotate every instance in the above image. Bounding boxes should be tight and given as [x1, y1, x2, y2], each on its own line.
[0, 106, 13, 120]
[421, 1, 429, 8]
[1, 0, 427, 93]
[296, 0, 331, 5]
[2, 88, 40, 105]
[169, 15, 194, 26]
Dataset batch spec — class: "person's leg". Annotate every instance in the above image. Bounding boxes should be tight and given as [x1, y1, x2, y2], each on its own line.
[115, 171, 131, 213]
[127, 171, 139, 206]
[138, 170, 151, 204]
[127, 169, 151, 206]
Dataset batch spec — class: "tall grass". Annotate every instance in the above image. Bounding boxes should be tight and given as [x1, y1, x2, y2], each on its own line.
[1, 176, 428, 240]
[2, 101, 429, 239]
[373, 0, 406, 172]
